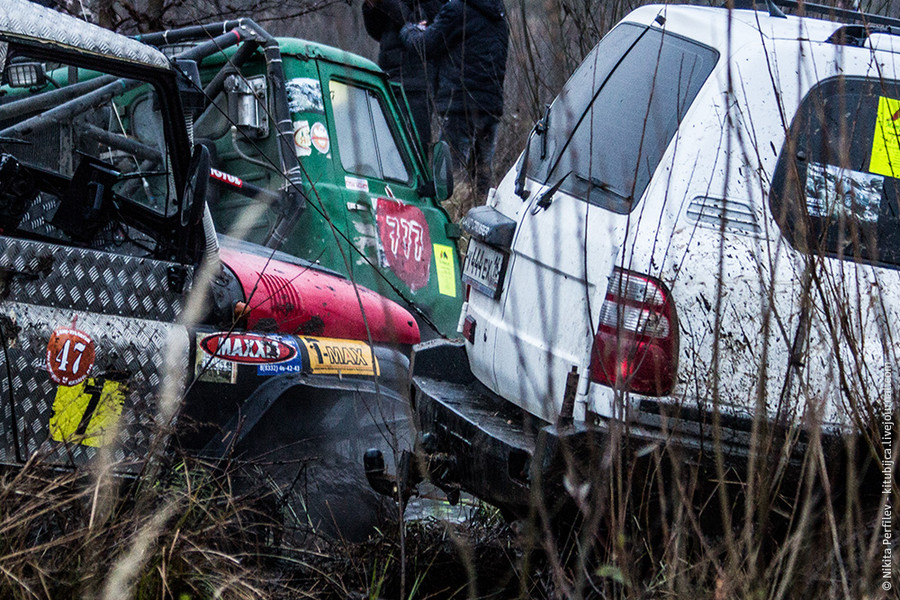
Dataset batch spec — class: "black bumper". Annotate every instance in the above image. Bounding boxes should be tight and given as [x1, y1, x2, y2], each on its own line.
[408, 340, 854, 514]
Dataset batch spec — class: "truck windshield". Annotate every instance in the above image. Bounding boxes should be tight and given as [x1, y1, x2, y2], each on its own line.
[0, 57, 175, 216]
[330, 80, 410, 184]
[526, 23, 717, 213]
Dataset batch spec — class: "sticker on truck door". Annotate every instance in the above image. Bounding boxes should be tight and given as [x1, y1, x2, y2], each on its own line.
[286, 78, 324, 114]
[311, 122, 330, 154]
[46, 327, 95, 386]
[870, 96, 900, 177]
[375, 198, 432, 291]
[433, 243, 458, 297]
[301, 336, 379, 376]
[293, 120, 312, 157]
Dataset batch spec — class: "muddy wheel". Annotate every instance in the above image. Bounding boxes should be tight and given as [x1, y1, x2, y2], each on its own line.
[232, 391, 410, 543]
[251, 449, 397, 543]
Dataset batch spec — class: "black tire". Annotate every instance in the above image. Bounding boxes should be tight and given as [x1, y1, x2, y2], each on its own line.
[233, 385, 411, 543]
[255, 451, 396, 543]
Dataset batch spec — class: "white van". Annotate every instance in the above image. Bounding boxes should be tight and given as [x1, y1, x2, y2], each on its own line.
[368, 2, 899, 512]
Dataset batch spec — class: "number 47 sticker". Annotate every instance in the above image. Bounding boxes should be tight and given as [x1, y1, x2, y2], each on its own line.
[45, 326, 125, 447]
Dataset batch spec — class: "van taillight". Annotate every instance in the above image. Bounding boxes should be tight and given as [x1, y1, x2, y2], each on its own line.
[589, 268, 678, 396]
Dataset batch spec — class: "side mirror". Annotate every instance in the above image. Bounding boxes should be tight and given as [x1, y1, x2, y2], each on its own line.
[431, 140, 454, 201]
[174, 58, 205, 120]
[183, 144, 210, 227]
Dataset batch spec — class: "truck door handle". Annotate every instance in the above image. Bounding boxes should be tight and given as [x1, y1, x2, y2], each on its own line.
[346, 200, 372, 212]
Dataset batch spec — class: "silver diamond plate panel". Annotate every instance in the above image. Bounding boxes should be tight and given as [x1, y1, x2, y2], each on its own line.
[0, 237, 189, 322]
[0, 0, 170, 70]
[0, 303, 189, 470]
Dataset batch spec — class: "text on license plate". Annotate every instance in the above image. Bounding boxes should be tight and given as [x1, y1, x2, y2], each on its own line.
[462, 240, 507, 299]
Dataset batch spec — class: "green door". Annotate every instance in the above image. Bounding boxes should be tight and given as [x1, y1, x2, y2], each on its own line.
[309, 60, 463, 338]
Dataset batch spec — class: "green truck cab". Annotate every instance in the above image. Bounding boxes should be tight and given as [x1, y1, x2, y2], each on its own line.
[139, 23, 463, 338]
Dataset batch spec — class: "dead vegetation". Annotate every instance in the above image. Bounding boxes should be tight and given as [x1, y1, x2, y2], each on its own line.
[0, 430, 890, 598]
[0, 1, 895, 599]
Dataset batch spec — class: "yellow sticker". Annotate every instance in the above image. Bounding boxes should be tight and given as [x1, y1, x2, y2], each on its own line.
[49, 378, 126, 447]
[301, 336, 380, 376]
[433, 243, 458, 298]
[869, 96, 900, 177]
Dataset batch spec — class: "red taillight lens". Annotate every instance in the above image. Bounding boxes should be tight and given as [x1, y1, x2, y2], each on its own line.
[589, 268, 678, 396]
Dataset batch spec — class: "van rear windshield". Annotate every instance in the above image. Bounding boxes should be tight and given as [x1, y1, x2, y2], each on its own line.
[525, 23, 718, 213]
[769, 76, 900, 268]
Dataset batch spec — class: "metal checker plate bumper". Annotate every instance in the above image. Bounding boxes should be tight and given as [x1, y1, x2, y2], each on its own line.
[0, 303, 188, 469]
[0, 235, 191, 470]
[0, 236, 189, 321]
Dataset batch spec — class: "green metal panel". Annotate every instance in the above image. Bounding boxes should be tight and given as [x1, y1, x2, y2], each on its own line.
[200, 40, 463, 337]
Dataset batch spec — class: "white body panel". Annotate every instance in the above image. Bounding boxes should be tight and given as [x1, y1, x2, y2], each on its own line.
[465, 5, 900, 435]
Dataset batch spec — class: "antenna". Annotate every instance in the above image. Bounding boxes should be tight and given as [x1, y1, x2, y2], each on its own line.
[765, 0, 787, 18]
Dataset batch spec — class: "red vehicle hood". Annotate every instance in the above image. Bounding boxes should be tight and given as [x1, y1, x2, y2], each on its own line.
[220, 246, 420, 345]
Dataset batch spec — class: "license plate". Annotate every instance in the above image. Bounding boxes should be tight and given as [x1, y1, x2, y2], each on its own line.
[462, 239, 508, 299]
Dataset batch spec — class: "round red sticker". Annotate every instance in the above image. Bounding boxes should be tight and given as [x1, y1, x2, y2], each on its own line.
[311, 122, 330, 154]
[46, 328, 95, 386]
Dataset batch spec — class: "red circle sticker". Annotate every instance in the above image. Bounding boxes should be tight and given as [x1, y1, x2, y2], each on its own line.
[46, 328, 95, 386]
[311, 122, 330, 154]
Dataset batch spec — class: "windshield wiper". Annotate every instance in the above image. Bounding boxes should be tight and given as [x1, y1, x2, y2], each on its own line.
[0, 136, 30, 145]
[514, 130, 535, 200]
[514, 103, 551, 201]
[117, 170, 168, 180]
[573, 172, 632, 202]
[531, 170, 572, 214]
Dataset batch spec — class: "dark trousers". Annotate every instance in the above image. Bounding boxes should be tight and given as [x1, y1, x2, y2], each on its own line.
[439, 109, 499, 200]
[404, 88, 432, 155]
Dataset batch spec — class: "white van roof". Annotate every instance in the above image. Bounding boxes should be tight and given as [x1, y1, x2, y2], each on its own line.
[625, 4, 854, 51]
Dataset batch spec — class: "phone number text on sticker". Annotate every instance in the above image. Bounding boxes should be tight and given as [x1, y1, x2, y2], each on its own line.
[302, 337, 380, 376]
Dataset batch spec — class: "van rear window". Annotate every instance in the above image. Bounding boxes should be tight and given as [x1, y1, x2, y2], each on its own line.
[526, 24, 717, 213]
[770, 77, 900, 268]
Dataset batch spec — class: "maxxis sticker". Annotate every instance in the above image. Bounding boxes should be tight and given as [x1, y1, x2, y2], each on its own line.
[301, 336, 379, 376]
[195, 332, 303, 381]
[199, 332, 298, 364]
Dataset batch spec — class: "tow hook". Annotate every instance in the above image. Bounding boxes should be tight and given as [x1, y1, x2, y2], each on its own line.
[363, 448, 420, 505]
[365, 433, 464, 506]
[417, 432, 462, 504]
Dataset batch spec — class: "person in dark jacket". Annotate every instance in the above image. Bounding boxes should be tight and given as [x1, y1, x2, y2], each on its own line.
[399, 0, 508, 199]
[363, 0, 444, 150]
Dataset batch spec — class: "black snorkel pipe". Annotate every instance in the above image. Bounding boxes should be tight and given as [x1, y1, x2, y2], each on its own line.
[137, 20, 306, 248]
